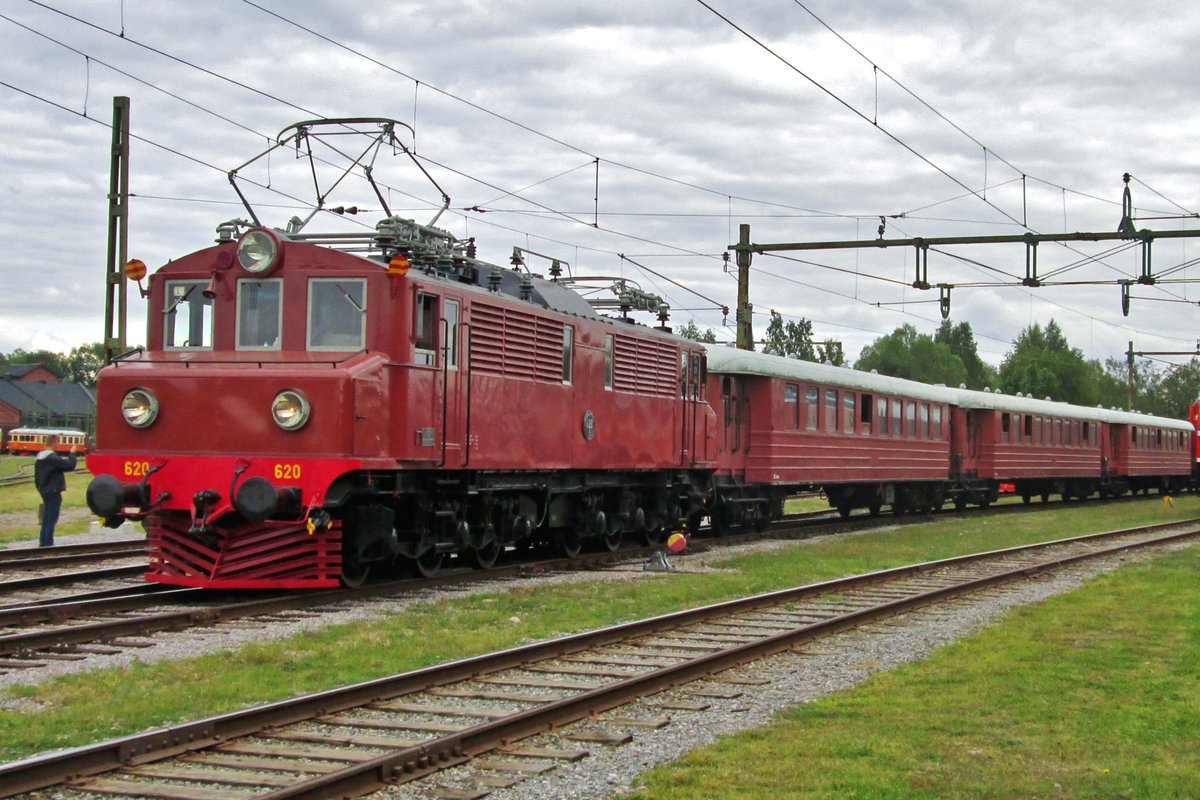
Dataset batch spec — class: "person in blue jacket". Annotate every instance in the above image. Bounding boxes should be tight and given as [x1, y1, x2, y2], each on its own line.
[34, 436, 78, 547]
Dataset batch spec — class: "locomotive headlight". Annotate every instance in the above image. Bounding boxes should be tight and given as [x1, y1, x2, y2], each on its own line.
[237, 228, 282, 274]
[121, 388, 159, 428]
[272, 389, 311, 431]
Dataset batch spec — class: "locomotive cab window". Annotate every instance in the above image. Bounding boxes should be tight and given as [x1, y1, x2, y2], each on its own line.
[308, 278, 366, 352]
[604, 335, 615, 390]
[236, 278, 282, 350]
[414, 293, 439, 365]
[563, 326, 574, 384]
[444, 299, 460, 369]
[164, 280, 213, 350]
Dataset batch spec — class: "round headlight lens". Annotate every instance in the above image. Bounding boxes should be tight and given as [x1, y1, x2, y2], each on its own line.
[237, 228, 281, 274]
[272, 390, 311, 431]
[121, 389, 159, 428]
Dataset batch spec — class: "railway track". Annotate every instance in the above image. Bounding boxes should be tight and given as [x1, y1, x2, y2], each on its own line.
[0, 497, 1177, 674]
[2, 519, 1196, 799]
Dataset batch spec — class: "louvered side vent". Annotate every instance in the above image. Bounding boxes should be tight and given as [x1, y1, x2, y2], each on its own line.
[470, 303, 564, 382]
[613, 336, 678, 397]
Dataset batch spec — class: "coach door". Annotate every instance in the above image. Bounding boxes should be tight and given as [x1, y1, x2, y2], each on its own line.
[721, 375, 748, 463]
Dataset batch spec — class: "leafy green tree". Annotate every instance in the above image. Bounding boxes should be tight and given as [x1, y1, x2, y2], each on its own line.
[997, 320, 1096, 405]
[676, 321, 718, 344]
[1152, 358, 1200, 418]
[817, 340, 845, 367]
[64, 342, 107, 386]
[855, 323, 967, 386]
[934, 320, 996, 389]
[762, 311, 817, 361]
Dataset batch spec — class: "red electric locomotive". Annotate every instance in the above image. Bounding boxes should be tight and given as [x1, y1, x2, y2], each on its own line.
[86, 120, 714, 588]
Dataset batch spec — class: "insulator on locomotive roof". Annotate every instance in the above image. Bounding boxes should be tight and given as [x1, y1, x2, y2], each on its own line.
[488, 266, 503, 292]
[520, 273, 534, 302]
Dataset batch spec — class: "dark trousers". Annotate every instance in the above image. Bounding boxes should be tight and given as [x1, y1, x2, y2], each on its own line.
[39, 491, 62, 547]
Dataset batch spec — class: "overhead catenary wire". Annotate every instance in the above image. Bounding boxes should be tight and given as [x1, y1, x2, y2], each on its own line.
[6, 1, 1199, 357]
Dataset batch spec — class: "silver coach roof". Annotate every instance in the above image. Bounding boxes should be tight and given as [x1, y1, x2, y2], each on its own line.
[704, 345, 958, 405]
[704, 345, 1193, 431]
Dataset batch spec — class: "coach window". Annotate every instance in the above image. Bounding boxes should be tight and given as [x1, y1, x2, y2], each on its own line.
[876, 397, 888, 437]
[861, 393, 874, 435]
[236, 279, 282, 350]
[164, 279, 214, 349]
[1022, 414, 1033, 443]
[892, 399, 902, 436]
[932, 404, 943, 439]
[919, 403, 930, 439]
[1001, 412, 1011, 443]
[905, 401, 916, 437]
[784, 384, 799, 429]
[308, 278, 367, 352]
[843, 392, 855, 434]
[444, 300, 460, 369]
[1034, 416, 1043, 445]
[824, 389, 838, 433]
[1082, 421, 1089, 447]
[805, 386, 819, 431]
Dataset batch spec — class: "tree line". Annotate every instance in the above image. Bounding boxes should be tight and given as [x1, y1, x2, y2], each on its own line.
[0, 342, 106, 387]
[678, 315, 1200, 419]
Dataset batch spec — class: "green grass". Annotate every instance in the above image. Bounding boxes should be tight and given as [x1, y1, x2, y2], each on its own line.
[0, 456, 36, 481]
[0, 462, 93, 545]
[0, 496, 1195, 763]
[627, 537, 1200, 799]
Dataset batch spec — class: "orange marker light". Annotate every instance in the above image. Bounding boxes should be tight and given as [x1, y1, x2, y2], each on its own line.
[388, 254, 410, 276]
[124, 259, 147, 281]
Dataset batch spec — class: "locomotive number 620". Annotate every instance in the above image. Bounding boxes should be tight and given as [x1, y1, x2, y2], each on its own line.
[123, 460, 151, 477]
[274, 463, 302, 480]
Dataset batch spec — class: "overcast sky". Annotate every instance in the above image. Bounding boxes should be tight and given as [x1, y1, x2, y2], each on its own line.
[3, 0, 1199, 373]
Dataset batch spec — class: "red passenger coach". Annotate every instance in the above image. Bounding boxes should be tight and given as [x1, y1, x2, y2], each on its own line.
[85, 118, 712, 589]
[1101, 410, 1192, 495]
[951, 390, 1105, 504]
[704, 347, 957, 522]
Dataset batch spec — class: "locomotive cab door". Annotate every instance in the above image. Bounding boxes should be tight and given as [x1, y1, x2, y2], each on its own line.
[680, 351, 703, 466]
[439, 299, 465, 467]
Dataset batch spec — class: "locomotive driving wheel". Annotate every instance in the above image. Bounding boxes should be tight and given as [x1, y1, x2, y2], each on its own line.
[412, 548, 443, 577]
[465, 537, 501, 569]
[340, 557, 369, 588]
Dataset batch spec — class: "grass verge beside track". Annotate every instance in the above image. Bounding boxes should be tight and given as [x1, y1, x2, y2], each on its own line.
[0, 496, 1196, 766]
[627, 532, 1200, 799]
